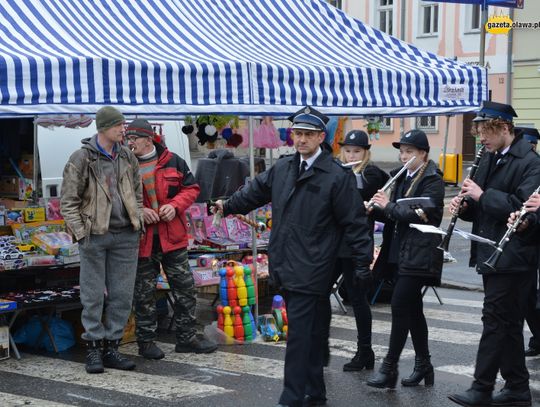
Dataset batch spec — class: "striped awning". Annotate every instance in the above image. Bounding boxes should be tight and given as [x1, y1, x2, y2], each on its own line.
[0, 0, 487, 117]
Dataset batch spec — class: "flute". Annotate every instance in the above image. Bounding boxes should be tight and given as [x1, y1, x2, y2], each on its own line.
[365, 156, 416, 210]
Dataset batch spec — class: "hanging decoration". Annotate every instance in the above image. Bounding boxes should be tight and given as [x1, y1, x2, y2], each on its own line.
[35, 114, 93, 129]
[366, 117, 382, 141]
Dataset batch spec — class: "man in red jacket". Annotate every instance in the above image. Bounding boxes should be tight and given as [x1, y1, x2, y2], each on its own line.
[127, 119, 217, 359]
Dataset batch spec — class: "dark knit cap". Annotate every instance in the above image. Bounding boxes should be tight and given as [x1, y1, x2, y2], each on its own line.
[95, 106, 125, 131]
[125, 119, 155, 138]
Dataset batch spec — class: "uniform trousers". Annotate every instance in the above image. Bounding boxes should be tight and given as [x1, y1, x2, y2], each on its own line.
[525, 270, 540, 349]
[472, 272, 535, 392]
[279, 290, 326, 407]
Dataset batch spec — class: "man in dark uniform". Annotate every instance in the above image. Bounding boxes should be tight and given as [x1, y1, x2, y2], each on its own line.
[448, 101, 540, 407]
[516, 127, 539, 152]
[214, 107, 373, 407]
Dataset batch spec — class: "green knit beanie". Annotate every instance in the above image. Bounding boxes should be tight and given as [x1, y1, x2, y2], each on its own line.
[95, 106, 125, 131]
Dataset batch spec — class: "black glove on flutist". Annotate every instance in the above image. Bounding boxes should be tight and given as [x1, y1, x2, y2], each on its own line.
[353, 265, 373, 288]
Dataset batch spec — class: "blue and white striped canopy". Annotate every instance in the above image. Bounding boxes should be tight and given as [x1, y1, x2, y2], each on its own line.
[0, 0, 487, 117]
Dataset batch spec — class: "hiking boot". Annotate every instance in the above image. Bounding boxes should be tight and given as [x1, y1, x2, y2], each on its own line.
[85, 340, 104, 374]
[103, 339, 136, 370]
[343, 345, 375, 372]
[138, 341, 165, 360]
[175, 333, 217, 354]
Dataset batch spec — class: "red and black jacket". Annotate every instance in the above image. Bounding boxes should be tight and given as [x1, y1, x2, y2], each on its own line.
[139, 142, 200, 257]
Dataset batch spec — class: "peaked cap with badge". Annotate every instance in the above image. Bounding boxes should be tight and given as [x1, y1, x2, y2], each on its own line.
[288, 106, 329, 132]
[473, 100, 518, 123]
[515, 126, 539, 145]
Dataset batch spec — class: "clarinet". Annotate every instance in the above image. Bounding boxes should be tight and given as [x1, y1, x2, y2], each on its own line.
[438, 145, 486, 252]
[365, 156, 416, 210]
[484, 184, 540, 271]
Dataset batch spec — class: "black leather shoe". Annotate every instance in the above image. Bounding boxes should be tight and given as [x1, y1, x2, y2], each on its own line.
[343, 345, 375, 372]
[366, 357, 398, 389]
[448, 389, 491, 406]
[491, 388, 532, 406]
[524, 347, 540, 357]
[401, 355, 434, 387]
[175, 333, 218, 354]
[303, 394, 327, 406]
[138, 341, 165, 360]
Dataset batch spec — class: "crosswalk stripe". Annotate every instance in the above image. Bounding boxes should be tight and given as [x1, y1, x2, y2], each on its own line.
[372, 304, 483, 326]
[437, 364, 540, 392]
[0, 392, 75, 407]
[0, 354, 231, 401]
[331, 314, 480, 345]
[255, 336, 414, 360]
[424, 295, 484, 309]
[122, 342, 285, 379]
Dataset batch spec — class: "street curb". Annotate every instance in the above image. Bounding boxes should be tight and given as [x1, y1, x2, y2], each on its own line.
[441, 280, 484, 293]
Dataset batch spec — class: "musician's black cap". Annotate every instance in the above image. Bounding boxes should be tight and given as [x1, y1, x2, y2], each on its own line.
[515, 126, 539, 145]
[339, 130, 371, 149]
[288, 106, 329, 132]
[473, 100, 518, 123]
[392, 129, 430, 153]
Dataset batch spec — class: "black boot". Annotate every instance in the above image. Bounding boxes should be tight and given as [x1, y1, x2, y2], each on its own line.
[401, 355, 434, 387]
[138, 341, 165, 360]
[343, 345, 375, 372]
[366, 357, 398, 389]
[103, 339, 136, 370]
[85, 340, 104, 374]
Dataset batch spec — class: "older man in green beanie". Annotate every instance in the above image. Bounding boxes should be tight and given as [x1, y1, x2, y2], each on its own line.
[61, 106, 144, 374]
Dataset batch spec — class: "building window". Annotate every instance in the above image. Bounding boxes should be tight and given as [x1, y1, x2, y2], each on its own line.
[416, 116, 437, 131]
[379, 117, 393, 131]
[469, 4, 481, 31]
[326, 0, 342, 9]
[377, 0, 393, 35]
[421, 3, 439, 35]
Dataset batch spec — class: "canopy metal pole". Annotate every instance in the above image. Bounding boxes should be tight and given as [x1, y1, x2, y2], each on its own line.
[248, 116, 258, 320]
[479, 2, 488, 67]
[32, 116, 39, 204]
[441, 115, 451, 183]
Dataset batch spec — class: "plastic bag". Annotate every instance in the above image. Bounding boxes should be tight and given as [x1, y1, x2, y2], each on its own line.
[13, 315, 75, 352]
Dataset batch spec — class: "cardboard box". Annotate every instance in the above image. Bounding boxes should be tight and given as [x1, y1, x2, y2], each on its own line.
[23, 207, 46, 223]
[0, 176, 19, 197]
[0, 326, 9, 360]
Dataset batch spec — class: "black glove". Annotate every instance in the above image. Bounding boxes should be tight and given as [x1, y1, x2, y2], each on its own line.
[353, 266, 373, 288]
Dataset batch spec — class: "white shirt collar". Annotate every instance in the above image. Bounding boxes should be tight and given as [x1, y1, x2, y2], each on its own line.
[407, 166, 422, 178]
[300, 147, 322, 170]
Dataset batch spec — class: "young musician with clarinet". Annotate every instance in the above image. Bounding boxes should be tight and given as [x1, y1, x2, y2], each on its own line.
[448, 101, 540, 407]
[365, 129, 445, 389]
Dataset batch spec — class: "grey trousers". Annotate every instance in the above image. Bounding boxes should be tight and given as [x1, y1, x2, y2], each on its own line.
[79, 230, 139, 341]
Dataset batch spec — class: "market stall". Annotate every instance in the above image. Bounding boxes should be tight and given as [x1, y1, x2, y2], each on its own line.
[0, 0, 487, 348]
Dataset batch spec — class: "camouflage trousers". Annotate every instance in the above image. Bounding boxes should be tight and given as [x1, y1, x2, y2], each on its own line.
[134, 241, 196, 343]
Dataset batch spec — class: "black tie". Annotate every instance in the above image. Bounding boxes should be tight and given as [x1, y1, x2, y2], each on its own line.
[298, 161, 307, 178]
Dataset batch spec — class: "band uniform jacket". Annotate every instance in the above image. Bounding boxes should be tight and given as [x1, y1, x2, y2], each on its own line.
[223, 150, 373, 296]
[459, 137, 540, 274]
[372, 160, 445, 286]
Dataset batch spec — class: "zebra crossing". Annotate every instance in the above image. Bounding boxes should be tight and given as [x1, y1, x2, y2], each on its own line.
[0, 289, 538, 407]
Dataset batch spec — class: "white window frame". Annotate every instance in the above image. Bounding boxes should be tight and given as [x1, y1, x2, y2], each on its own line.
[326, 0, 342, 9]
[419, 2, 439, 37]
[376, 0, 394, 35]
[415, 116, 438, 132]
[466, 4, 482, 33]
[379, 117, 393, 132]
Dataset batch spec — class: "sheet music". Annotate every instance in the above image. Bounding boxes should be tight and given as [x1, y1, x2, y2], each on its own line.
[454, 229, 496, 246]
[409, 224, 447, 235]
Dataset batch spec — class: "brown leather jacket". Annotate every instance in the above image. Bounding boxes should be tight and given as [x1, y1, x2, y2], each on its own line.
[60, 135, 143, 241]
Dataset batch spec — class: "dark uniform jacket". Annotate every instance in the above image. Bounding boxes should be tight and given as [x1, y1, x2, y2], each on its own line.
[372, 160, 445, 285]
[459, 138, 540, 274]
[223, 150, 373, 296]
